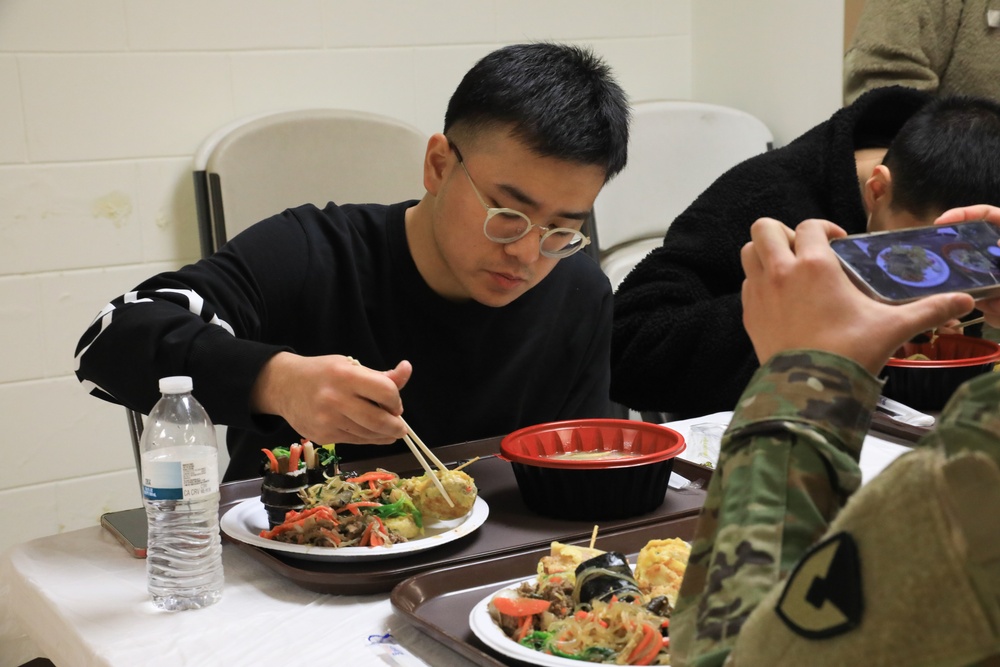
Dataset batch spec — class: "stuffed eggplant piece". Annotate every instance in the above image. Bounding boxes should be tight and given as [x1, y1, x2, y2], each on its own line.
[572, 551, 643, 606]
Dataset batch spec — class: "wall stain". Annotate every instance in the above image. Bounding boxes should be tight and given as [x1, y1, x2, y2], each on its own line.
[92, 191, 133, 228]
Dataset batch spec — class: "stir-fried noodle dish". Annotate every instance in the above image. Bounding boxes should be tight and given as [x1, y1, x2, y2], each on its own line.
[881, 244, 935, 282]
[258, 441, 477, 549]
[488, 539, 690, 665]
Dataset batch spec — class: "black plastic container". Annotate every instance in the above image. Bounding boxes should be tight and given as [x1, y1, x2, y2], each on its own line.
[499, 419, 686, 521]
[881, 334, 1000, 411]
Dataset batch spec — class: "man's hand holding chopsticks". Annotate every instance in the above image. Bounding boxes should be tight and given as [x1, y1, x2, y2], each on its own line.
[251, 351, 411, 445]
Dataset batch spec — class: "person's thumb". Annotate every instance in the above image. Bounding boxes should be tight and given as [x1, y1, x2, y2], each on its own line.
[896, 293, 975, 338]
[384, 359, 413, 391]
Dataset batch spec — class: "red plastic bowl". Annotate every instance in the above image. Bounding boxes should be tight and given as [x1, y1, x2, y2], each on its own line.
[882, 334, 1000, 411]
[499, 419, 686, 520]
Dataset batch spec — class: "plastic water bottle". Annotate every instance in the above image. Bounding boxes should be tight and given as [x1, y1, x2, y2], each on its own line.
[140, 376, 224, 611]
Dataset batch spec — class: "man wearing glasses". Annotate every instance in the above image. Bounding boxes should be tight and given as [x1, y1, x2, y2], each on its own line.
[74, 42, 630, 481]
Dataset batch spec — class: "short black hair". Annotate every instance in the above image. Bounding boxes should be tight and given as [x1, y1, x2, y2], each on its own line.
[884, 95, 1000, 217]
[443, 42, 630, 181]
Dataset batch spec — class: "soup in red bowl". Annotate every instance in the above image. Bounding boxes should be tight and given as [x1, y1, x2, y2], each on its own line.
[499, 419, 686, 520]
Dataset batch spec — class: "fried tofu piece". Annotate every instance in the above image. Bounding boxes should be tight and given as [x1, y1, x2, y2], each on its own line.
[635, 538, 691, 605]
[536, 541, 605, 588]
[401, 469, 477, 521]
[383, 514, 422, 540]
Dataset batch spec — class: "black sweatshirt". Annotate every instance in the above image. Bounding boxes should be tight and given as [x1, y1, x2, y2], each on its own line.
[76, 201, 613, 480]
[611, 86, 931, 418]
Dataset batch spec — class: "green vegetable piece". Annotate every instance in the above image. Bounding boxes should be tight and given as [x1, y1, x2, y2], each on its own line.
[318, 444, 340, 467]
[372, 497, 423, 528]
[518, 630, 614, 661]
[518, 632, 585, 660]
[518, 632, 553, 652]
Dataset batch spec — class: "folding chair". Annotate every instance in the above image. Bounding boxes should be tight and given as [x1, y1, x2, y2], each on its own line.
[594, 100, 774, 291]
[126, 108, 428, 474]
[192, 108, 428, 256]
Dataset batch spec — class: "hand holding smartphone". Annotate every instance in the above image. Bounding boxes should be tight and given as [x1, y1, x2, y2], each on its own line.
[830, 220, 1000, 304]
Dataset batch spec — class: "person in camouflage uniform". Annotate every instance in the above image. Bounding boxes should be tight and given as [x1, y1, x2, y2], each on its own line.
[671, 210, 1000, 667]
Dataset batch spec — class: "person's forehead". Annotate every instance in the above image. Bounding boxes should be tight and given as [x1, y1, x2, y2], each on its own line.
[455, 123, 531, 155]
[465, 128, 605, 179]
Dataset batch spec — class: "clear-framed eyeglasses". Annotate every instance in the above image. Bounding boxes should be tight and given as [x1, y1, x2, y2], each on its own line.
[449, 141, 591, 259]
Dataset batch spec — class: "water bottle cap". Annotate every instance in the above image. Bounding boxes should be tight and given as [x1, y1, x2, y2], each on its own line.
[158, 375, 193, 394]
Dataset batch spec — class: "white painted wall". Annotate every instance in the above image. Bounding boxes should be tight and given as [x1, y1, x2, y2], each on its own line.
[0, 0, 694, 556]
[0, 0, 847, 558]
[692, 1, 846, 146]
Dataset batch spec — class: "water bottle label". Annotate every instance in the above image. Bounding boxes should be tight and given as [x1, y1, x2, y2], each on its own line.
[142, 458, 219, 501]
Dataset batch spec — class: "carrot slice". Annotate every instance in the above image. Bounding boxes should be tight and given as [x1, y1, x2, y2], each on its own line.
[360, 521, 374, 546]
[627, 623, 661, 665]
[261, 448, 280, 473]
[338, 501, 381, 516]
[515, 615, 533, 641]
[347, 471, 397, 484]
[491, 596, 551, 617]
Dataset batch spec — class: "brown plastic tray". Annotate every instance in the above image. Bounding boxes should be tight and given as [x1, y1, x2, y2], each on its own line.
[869, 410, 932, 443]
[391, 515, 701, 667]
[219, 436, 712, 595]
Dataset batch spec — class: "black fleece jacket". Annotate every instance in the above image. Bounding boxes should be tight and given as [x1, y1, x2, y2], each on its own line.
[611, 86, 931, 418]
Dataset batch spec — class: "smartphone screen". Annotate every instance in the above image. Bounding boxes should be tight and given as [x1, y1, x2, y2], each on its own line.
[830, 221, 1000, 303]
[101, 507, 147, 558]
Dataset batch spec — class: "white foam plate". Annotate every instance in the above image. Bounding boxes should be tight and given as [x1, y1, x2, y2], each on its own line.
[221, 496, 488, 562]
[468, 567, 670, 666]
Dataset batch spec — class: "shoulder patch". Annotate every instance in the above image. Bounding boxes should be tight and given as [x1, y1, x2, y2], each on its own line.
[774, 531, 863, 639]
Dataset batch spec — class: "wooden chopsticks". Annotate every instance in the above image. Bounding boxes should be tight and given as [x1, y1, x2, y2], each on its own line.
[344, 356, 454, 507]
[401, 418, 455, 508]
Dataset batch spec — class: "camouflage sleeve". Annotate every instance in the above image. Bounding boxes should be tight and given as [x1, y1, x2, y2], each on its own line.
[923, 367, 1000, 458]
[670, 350, 882, 667]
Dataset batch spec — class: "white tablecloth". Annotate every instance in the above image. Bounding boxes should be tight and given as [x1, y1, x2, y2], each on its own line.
[0, 526, 477, 667]
[0, 413, 913, 667]
[665, 411, 913, 485]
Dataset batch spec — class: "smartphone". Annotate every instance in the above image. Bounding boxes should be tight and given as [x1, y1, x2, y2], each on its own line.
[101, 507, 147, 558]
[830, 221, 1000, 304]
